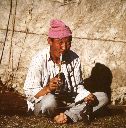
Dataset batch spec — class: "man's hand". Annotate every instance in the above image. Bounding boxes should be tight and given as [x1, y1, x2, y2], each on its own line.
[47, 77, 61, 92]
[34, 76, 61, 99]
[84, 93, 98, 105]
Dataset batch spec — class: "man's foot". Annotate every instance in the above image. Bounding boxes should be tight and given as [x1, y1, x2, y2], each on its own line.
[54, 113, 67, 124]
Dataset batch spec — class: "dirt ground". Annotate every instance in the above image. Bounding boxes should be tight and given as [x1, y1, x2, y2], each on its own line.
[0, 85, 126, 128]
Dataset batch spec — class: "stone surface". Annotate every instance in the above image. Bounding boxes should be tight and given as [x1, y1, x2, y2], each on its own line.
[0, 0, 126, 104]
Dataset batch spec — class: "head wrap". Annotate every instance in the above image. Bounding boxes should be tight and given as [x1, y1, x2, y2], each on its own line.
[48, 19, 72, 39]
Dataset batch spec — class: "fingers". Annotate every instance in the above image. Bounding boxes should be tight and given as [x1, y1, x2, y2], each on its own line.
[84, 93, 97, 104]
[88, 94, 95, 100]
[50, 77, 60, 85]
[48, 77, 61, 91]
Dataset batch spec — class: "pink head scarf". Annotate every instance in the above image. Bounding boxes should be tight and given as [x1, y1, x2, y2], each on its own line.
[48, 19, 72, 39]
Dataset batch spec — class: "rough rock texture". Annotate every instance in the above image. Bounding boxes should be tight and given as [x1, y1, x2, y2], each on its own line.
[0, 0, 126, 104]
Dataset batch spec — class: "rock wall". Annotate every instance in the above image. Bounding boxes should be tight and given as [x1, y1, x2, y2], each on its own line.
[0, 0, 126, 104]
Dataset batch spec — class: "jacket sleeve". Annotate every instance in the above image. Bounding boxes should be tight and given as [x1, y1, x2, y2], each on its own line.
[73, 58, 90, 103]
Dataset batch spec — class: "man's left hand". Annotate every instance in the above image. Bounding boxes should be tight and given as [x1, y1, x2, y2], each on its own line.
[84, 93, 98, 105]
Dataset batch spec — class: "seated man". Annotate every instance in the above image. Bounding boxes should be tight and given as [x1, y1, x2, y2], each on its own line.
[24, 19, 108, 124]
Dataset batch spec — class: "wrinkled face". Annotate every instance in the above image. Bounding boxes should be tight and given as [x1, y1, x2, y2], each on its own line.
[48, 36, 72, 58]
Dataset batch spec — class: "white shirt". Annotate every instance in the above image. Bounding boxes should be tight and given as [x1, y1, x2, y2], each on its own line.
[24, 47, 90, 111]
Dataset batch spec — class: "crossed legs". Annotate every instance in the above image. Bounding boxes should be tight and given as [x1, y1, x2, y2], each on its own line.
[34, 92, 108, 123]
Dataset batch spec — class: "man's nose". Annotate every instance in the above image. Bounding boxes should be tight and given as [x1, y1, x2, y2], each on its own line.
[60, 42, 66, 50]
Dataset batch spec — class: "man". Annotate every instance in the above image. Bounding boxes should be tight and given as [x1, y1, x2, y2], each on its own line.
[24, 19, 108, 124]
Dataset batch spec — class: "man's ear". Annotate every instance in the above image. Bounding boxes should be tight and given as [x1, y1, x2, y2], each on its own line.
[47, 37, 52, 45]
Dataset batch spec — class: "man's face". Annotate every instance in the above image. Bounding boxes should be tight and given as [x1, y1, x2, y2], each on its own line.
[48, 36, 72, 58]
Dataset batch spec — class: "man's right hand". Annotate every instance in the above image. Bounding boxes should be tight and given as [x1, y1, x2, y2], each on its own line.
[47, 77, 61, 92]
[35, 76, 61, 99]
